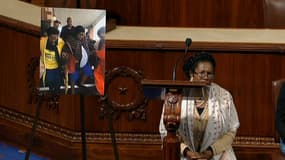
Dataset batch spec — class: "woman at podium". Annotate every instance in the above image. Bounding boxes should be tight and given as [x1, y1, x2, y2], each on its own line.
[159, 52, 240, 160]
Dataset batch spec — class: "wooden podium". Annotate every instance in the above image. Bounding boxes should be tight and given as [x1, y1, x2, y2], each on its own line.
[141, 79, 207, 160]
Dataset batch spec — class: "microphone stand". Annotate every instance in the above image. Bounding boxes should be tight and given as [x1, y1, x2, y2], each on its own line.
[172, 38, 192, 80]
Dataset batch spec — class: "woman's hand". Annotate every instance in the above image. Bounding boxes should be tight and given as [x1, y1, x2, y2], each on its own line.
[200, 149, 214, 159]
[185, 150, 213, 160]
[185, 150, 206, 160]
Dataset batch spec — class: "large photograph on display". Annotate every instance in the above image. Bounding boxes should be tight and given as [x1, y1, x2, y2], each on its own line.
[40, 8, 106, 95]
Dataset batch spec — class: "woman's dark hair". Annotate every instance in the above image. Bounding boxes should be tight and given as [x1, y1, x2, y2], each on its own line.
[73, 25, 85, 37]
[97, 27, 105, 38]
[183, 51, 216, 79]
[97, 27, 106, 50]
[46, 27, 59, 36]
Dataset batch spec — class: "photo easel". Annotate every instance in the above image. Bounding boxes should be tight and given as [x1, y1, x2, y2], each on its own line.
[24, 92, 89, 160]
[24, 89, 119, 160]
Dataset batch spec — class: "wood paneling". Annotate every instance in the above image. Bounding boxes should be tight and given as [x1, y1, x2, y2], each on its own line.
[87, 0, 141, 25]
[23, 0, 265, 28]
[264, 0, 285, 28]
[141, 0, 228, 27]
[105, 47, 285, 138]
[1, 15, 285, 159]
[44, 0, 77, 8]
[234, 146, 285, 160]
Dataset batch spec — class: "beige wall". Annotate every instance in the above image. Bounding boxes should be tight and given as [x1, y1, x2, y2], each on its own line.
[106, 26, 285, 43]
[0, 0, 40, 26]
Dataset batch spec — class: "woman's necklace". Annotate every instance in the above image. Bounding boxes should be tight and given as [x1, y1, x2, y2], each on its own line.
[194, 99, 207, 108]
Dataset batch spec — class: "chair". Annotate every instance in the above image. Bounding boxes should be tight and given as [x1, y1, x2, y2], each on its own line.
[272, 78, 285, 142]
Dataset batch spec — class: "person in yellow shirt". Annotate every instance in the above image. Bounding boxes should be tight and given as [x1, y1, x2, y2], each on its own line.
[40, 27, 64, 94]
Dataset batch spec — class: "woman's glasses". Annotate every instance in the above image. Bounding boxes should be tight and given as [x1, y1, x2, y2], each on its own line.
[194, 71, 214, 79]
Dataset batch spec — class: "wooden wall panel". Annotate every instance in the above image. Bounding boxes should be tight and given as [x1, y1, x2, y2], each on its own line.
[264, 0, 285, 28]
[141, 0, 223, 27]
[0, 28, 36, 110]
[1, 15, 285, 159]
[225, 0, 264, 27]
[20, 0, 45, 6]
[25, 0, 265, 28]
[20, 0, 284, 29]
[140, 0, 264, 27]
[215, 53, 285, 137]
[104, 47, 285, 138]
[21, 0, 78, 8]
[44, 0, 77, 8]
[82, 0, 141, 25]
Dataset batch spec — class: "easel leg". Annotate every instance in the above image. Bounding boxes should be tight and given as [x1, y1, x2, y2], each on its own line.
[104, 100, 119, 160]
[108, 113, 119, 160]
[80, 95, 87, 160]
[25, 95, 43, 160]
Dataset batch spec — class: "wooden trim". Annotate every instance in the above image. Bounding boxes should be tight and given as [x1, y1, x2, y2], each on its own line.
[234, 136, 279, 148]
[0, 105, 280, 148]
[0, 105, 161, 144]
[1, 15, 284, 53]
[141, 79, 207, 88]
[0, 15, 40, 37]
[107, 40, 285, 53]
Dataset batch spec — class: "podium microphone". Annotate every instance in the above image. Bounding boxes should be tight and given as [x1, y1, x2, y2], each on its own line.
[172, 38, 192, 80]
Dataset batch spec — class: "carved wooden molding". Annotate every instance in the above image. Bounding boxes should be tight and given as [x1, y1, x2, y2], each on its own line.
[162, 93, 182, 160]
[234, 136, 279, 147]
[103, 66, 147, 120]
[163, 93, 182, 132]
[0, 105, 280, 147]
[107, 40, 285, 53]
[0, 106, 159, 144]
